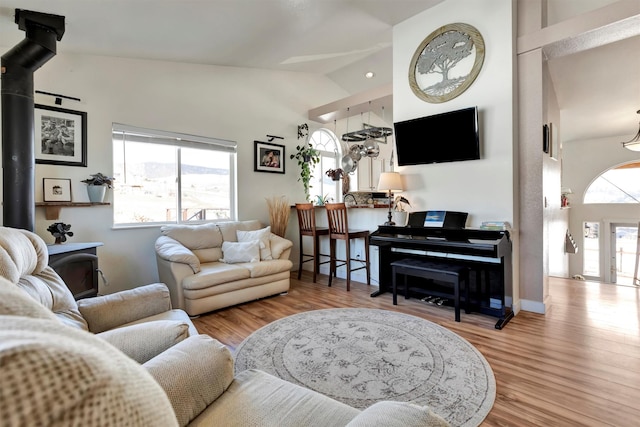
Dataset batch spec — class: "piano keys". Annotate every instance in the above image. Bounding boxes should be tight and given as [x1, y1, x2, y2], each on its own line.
[370, 225, 514, 329]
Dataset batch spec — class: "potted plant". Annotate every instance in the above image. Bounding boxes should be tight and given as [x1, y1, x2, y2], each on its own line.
[81, 172, 114, 203]
[315, 194, 332, 206]
[394, 196, 411, 212]
[325, 168, 343, 181]
[265, 195, 290, 237]
[393, 196, 411, 226]
[47, 222, 74, 244]
[290, 144, 320, 201]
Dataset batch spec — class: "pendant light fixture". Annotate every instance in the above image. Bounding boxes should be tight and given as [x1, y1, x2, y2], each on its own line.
[621, 110, 640, 151]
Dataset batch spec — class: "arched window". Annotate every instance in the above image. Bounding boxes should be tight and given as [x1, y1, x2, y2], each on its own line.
[308, 128, 347, 204]
[584, 161, 640, 203]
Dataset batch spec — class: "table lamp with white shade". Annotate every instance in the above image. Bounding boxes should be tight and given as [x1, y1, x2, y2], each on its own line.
[377, 172, 403, 226]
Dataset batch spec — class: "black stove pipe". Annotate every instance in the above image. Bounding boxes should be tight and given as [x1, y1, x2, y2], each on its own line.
[1, 9, 65, 231]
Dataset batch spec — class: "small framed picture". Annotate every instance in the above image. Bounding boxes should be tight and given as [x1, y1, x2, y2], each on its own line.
[43, 178, 72, 202]
[35, 104, 87, 167]
[254, 140, 285, 174]
[549, 122, 559, 161]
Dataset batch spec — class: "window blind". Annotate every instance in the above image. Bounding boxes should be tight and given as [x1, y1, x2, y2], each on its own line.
[112, 123, 236, 153]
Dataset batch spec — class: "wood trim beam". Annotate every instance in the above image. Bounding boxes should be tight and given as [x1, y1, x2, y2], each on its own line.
[308, 84, 392, 124]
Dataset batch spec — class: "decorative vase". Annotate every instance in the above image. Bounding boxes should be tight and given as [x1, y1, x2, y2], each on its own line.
[393, 211, 408, 227]
[86, 185, 106, 203]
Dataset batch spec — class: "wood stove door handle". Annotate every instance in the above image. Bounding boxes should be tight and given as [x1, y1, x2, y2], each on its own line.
[96, 268, 109, 287]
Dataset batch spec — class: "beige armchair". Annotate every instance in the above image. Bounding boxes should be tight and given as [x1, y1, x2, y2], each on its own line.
[0, 226, 197, 363]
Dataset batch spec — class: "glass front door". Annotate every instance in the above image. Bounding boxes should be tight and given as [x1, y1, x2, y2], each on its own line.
[611, 223, 639, 286]
[583, 222, 600, 279]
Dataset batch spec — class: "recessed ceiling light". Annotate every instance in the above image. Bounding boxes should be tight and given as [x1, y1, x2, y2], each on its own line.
[364, 71, 375, 79]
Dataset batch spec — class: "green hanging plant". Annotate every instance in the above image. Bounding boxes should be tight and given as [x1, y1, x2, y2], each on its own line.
[290, 144, 320, 202]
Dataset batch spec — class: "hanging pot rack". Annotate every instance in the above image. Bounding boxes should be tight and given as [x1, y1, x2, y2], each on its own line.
[338, 104, 394, 175]
[341, 123, 392, 143]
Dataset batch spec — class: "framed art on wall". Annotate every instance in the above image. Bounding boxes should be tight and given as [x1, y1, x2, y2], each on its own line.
[254, 140, 285, 174]
[409, 23, 485, 104]
[549, 122, 559, 160]
[43, 178, 72, 202]
[35, 104, 87, 167]
[543, 124, 550, 153]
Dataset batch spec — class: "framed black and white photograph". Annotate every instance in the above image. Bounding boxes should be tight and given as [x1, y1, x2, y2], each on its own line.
[43, 178, 72, 202]
[543, 124, 550, 153]
[35, 104, 87, 167]
[550, 122, 559, 160]
[254, 140, 285, 174]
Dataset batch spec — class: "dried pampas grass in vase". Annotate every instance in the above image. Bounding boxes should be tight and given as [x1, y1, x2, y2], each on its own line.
[266, 195, 290, 237]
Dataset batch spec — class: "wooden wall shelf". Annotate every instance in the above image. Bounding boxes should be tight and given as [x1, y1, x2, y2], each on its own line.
[36, 202, 110, 220]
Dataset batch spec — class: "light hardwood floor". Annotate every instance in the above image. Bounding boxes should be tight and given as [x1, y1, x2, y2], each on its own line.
[192, 273, 640, 426]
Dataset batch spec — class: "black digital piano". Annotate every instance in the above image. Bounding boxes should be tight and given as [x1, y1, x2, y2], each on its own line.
[369, 225, 514, 329]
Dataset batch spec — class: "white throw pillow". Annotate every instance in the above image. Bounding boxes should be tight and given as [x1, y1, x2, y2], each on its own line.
[220, 240, 260, 263]
[236, 226, 272, 260]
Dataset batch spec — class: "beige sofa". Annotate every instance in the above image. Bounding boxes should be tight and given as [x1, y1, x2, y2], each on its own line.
[155, 220, 293, 316]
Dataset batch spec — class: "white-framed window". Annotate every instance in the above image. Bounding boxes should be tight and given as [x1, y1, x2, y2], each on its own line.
[308, 128, 354, 203]
[584, 161, 640, 203]
[112, 123, 237, 226]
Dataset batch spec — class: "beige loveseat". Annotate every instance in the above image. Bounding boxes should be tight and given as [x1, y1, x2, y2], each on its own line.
[155, 220, 293, 316]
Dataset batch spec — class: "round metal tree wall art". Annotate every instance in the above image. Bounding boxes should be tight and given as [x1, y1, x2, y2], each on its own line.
[409, 23, 485, 103]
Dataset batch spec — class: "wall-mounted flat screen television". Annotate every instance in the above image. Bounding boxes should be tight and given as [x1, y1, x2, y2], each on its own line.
[394, 106, 480, 166]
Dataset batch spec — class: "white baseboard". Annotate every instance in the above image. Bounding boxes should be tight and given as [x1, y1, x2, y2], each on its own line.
[514, 299, 547, 314]
[510, 298, 521, 315]
[317, 266, 379, 287]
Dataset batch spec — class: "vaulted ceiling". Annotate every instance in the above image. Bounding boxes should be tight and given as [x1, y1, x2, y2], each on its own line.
[1, 0, 638, 144]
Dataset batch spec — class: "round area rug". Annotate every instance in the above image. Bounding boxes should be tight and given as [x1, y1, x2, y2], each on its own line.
[234, 308, 495, 427]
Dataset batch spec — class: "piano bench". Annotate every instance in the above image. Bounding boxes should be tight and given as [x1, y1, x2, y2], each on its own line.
[390, 258, 469, 322]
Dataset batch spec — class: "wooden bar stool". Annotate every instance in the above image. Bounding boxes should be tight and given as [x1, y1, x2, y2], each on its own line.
[295, 203, 330, 283]
[325, 202, 370, 291]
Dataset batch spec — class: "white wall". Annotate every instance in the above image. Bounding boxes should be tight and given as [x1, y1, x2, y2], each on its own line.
[393, 0, 516, 226]
[543, 62, 568, 279]
[0, 50, 349, 293]
[392, 0, 518, 299]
